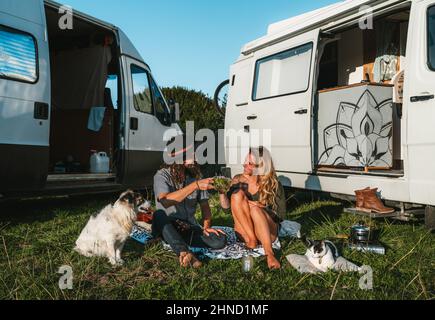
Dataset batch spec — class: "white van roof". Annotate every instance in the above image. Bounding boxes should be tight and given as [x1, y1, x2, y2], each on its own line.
[45, 0, 145, 63]
[241, 0, 406, 55]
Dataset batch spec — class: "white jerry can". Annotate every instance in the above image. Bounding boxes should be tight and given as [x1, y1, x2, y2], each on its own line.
[90, 151, 110, 174]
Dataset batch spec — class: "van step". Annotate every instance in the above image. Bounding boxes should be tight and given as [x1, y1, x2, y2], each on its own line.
[47, 173, 116, 183]
[43, 182, 124, 196]
[1, 182, 124, 201]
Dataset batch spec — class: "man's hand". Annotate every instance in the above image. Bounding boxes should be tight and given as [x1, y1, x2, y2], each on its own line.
[196, 178, 215, 191]
[203, 228, 226, 237]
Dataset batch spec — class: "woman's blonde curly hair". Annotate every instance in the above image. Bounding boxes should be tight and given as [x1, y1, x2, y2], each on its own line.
[250, 146, 279, 211]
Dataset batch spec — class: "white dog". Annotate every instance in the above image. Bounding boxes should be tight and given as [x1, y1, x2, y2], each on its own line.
[74, 190, 147, 266]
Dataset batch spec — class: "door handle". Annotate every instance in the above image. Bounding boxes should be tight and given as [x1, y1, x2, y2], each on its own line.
[34, 102, 49, 120]
[130, 117, 139, 131]
[410, 94, 434, 103]
[244, 125, 250, 133]
[294, 108, 308, 115]
[247, 115, 257, 120]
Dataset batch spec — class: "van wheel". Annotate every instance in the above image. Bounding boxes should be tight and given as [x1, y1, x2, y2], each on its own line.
[213, 80, 230, 117]
[425, 206, 435, 231]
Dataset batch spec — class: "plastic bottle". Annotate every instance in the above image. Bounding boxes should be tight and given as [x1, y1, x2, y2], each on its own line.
[90, 151, 110, 174]
[242, 255, 254, 272]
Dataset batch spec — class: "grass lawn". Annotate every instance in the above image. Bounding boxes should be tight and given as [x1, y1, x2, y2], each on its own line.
[0, 191, 433, 300]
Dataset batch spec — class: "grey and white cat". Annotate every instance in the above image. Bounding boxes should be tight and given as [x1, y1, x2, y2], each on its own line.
[301, 236, 339, 272]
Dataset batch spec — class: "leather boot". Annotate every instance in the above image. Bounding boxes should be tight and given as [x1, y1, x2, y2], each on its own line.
[355, 187, 370, 209]
[361, 188, 395, 214]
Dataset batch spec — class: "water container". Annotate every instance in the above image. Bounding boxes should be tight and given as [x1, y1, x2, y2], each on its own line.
[90, 151, 110, 174]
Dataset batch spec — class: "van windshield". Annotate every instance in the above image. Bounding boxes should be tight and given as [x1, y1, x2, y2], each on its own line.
[429, 5, 435, 70]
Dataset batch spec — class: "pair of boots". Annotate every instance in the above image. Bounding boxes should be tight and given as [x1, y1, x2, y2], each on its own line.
[354, 188, 395, 214]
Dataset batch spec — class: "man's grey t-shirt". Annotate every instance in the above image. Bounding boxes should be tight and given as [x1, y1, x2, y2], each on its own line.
[153, 168, 209, 226]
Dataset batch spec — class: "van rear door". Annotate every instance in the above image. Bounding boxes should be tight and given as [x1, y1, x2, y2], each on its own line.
[247, 29, 320, 174]
[0, 0, 51, 193]
[405, 0, 435, 205]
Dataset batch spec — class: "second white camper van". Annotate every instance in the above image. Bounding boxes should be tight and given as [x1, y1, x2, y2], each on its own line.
[0, 0, 181, 199]
[221, 0, 435, 223]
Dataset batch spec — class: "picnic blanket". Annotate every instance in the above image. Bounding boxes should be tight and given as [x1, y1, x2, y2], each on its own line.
[130, 220, 301, 260]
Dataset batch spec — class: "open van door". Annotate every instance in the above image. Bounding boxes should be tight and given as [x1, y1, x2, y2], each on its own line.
[0, 0, 51, 193]
[121, 56, 175, 187]
[405, 0, 435, 205]
[247, 29, 320, 173]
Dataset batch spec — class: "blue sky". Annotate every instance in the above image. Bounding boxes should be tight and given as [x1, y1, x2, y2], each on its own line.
[64, 0, 340, 96]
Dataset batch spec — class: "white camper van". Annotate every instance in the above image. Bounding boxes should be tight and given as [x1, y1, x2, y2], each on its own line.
[0, 0, 181, 198]
[220, 0, 435, 221]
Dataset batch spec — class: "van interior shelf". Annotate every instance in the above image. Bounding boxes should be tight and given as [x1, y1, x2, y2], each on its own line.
[318, 82, 394, 94]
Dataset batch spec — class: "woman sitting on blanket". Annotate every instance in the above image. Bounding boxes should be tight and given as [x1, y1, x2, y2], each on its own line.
[219, 146, 287, 270]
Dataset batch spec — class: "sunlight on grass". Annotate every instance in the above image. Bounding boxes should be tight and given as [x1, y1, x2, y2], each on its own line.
[0, 193, 433, 300]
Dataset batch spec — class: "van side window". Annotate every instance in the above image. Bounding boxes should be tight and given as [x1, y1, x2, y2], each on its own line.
[253, 43, 313, 100]
[428, 5, 435, 70]
[131, 65, 153, 114]
[106, 75, 118, 109]
[150, 77, 171, 126]
[0, 26, 38, 83]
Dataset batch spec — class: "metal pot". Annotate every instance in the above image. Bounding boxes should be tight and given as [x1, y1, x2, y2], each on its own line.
[350, 223, 373, 243]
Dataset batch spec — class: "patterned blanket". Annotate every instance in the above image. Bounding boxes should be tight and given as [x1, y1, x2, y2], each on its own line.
[130, 220, 301, 260]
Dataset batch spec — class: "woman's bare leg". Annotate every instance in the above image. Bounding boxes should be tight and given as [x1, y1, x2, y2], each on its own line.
[231, 191, 258, 249]
[249, 206, 281, 269]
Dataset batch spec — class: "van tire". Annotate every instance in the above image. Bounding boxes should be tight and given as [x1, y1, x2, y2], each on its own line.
[425, 206, 435, 231]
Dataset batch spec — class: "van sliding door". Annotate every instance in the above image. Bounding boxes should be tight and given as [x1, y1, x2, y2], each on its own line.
[0, 0, 51, 193]
[405, 0, 435, 206]
[248, 29, 320, 174]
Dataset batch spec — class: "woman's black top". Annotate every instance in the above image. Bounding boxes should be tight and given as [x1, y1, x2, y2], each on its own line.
[227, 182, 286, 224]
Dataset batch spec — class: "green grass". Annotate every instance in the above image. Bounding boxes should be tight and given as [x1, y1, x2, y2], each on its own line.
[0, 191, 433, 300]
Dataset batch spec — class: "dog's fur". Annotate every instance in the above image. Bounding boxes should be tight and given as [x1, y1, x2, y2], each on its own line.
[74, 190, 146, 266]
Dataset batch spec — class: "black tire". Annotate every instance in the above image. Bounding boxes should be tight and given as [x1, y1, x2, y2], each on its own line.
[425, 206, 435, 231]
[213, 79, 230, 117]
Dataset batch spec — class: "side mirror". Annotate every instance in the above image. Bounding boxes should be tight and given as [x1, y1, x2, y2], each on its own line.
[169, 101, 180, 124]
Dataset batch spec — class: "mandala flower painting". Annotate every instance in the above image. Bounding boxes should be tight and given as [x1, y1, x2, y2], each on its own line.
[318, 89, 393, 168]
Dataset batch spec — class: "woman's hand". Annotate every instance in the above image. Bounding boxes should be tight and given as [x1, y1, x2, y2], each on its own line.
[196, 178, 215, 191]
[203, 228, 226, 237]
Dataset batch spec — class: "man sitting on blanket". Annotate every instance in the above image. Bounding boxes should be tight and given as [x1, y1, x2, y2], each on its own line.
[152, 137, 226, 269]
